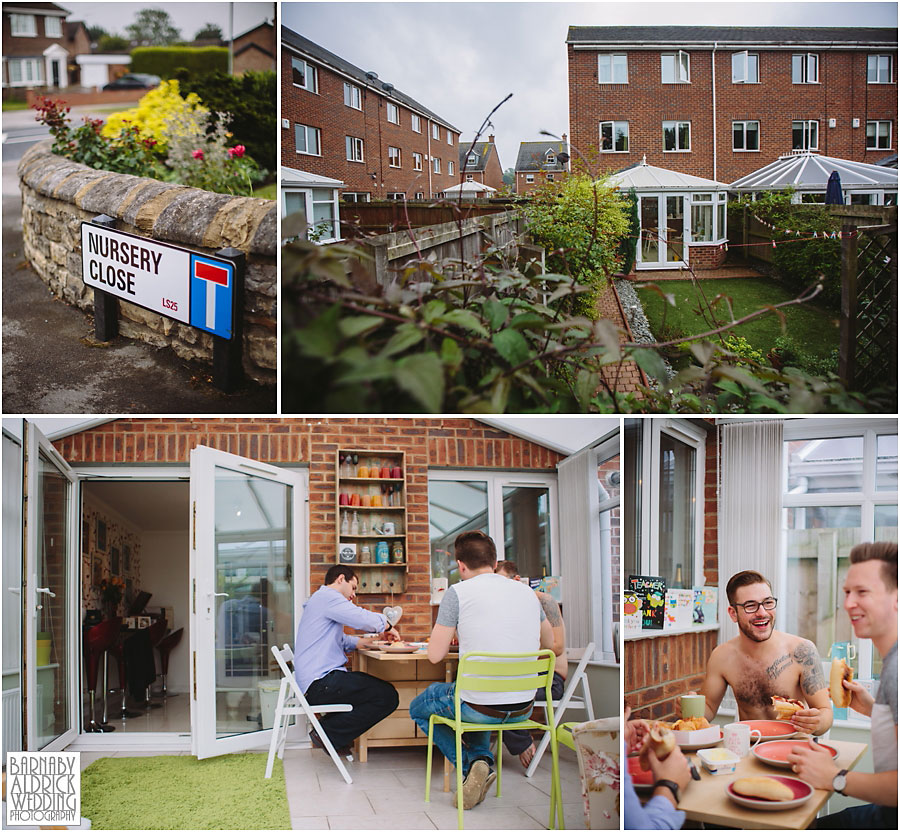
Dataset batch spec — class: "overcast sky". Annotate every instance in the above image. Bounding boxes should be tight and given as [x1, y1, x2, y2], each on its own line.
[286, 1, 897, 175]
[59, 2, 274, 41]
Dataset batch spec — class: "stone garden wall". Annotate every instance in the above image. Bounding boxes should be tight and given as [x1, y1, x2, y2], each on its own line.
[17, 142, 276, 385]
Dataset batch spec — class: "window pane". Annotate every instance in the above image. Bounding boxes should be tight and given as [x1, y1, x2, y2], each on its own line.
[748, 54, 758, 81]
[658, 433, 695, 588]
[786, 437, 864, 493]
[733, 123, 744, 149]
[792, 54, 803, 83]
[662, 54, 673, 83]
[746, 122, 759, 150]
[691, 203, 713, 242]
[876, 434, 898, 491]
[808, 54, 818, 82]
[623, 420, 642, 579]
[429, 481, 488, 586]
[875, 504, 898, 542]
[598, 56, 611, 83]
[601, 122, 612, 149]
[784, 506, 862, 663]
[613, 55, 627, 83]
[615, 124, 629, 151]
[502, 486, 551, 579]
[678, 123, 690, 149]
[284, 192, 304, 216]
[664, 124, 675, 150]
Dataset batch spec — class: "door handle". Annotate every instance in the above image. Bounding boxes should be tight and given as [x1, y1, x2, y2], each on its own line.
[36, 587, 57, 598]
[211, 592, 229, 598]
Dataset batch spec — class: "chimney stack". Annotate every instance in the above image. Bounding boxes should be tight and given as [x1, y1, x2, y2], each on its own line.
[488, 134, 495, 143]
[562, 133, 568, 144]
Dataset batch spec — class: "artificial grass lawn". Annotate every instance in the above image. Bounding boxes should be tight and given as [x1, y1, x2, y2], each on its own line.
[80, 753, 290, 830]
[636, 276, 839, 360]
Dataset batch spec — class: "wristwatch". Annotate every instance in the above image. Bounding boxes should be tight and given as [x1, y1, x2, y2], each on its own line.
[832, 769, 848, 794]
[654, 779, 680, 804]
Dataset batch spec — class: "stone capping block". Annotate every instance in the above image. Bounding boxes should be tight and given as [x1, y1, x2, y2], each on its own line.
[17, 142, 274, 256]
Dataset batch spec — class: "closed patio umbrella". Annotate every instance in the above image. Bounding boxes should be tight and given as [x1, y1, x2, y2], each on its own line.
[825, 170, 844, 204]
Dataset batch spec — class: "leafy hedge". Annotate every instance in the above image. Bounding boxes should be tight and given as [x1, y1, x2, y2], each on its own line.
[131, 46, 228, 78]
[172, 69, 275, 174]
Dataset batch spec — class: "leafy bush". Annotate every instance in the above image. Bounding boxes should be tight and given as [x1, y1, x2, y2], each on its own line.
[281, 215, 879, 414]
[770, 335, 839, 377]
[172, 70, 276, 174]
[721, 334, 767, 365]
[730, 189, 841, 308]
[522, 174, 630, 317]
[616, 188, 639, 275]
[33, 97, 162, 177]
[101, 80, 207, 153]
[130, 46, 228, 78]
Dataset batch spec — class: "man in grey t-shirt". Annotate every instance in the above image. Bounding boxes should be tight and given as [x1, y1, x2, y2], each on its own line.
[789, 542, 897, 829]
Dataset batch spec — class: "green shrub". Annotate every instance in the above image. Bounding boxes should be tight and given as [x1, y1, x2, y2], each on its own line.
[616, 188, 638, 275]
[173, 69, 275, 175]
[131, 46, 227, 78]
[522, 173, 630, 318]
[770, 335, 839, 377]
[721, 334, 767, 365]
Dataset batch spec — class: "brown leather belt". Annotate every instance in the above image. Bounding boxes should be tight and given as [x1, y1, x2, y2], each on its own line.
[463, 700, 534, 719]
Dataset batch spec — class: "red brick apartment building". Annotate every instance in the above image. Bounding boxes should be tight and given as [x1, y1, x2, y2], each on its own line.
[567, 26, 898, 183]
[282, 25, 461, 201]
[515, 137, 570, 194]
[459, 136, 505, 190]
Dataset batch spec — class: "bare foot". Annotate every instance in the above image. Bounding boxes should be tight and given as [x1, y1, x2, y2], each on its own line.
[519, 741, 536, 768]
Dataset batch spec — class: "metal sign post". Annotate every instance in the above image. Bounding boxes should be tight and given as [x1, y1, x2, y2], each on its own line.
[211, 247, 246, 393]
[90, 214, 119, 342]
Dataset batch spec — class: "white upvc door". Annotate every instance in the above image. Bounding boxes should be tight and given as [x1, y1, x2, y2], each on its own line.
[23, 421, 79, 751]
[189, 445, 307, 759]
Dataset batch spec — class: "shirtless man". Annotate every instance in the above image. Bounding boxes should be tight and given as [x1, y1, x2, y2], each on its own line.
[699, 570, 833, 735]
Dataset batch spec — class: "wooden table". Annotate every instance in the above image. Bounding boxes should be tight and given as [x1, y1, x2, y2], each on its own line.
[676, 739, 868, 829]
[355, 647, 457, 790]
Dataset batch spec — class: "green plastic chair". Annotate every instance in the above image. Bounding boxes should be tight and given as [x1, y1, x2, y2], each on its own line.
[424, 649, 564, 830]
[549, 722, 579, 826]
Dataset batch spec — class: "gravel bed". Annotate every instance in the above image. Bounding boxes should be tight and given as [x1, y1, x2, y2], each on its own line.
[614, 278, 675, 383]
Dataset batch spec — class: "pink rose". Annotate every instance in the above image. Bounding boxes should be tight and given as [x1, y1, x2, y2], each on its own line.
[192, 149, 204, 160]
[228, 145, 246, 158]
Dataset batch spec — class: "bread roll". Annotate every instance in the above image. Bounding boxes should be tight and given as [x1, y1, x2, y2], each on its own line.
[771, 695, 803, 720]
[830, 658, 853, 708]
[648, 722, 675, 759]
[732, 776, 794, 802]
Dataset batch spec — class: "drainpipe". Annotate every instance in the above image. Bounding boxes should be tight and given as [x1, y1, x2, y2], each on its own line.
[427, 120, 433, 196]
[711, 41, 718, 182]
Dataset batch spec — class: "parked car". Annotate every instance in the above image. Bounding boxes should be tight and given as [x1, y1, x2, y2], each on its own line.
[103, 73, 161, 91]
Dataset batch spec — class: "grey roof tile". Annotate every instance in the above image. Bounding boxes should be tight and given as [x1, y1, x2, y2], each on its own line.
[566, 25, 897, 45]
[515, 140, 568, 172]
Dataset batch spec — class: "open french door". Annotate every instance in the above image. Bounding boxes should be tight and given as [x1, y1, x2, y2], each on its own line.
[189, 445, 307, 759]
[23, 420, 79, 751]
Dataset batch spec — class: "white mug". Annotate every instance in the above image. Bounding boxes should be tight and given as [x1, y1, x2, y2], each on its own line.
[723, 722, 762, 758]
[382, 521, 395, 535]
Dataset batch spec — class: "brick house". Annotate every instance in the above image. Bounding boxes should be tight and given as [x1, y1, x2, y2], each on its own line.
[566, 26, 898, 184]
[514, 136, 569, 194]
[1, 2, 89, 95]
[232, 20, 275, 74]
[282, 25, 461, 207]
[3, 417, 618, 755]
[458, 135, 505, 190]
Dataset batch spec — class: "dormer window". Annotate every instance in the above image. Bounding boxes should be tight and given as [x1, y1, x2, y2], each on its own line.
[545, 151, 556, 166]
[467, 153, 479, 167]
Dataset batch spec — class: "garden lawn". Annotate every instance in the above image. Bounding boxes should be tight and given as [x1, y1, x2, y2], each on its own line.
[2, 99, 30, 111]
[636, 276, 839, 359]
[252, 181, 277, 200]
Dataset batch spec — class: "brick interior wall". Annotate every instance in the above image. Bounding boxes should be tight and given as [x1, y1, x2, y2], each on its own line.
[625, 421, 720, 720]
[55, 419, 564, 639]
[569, 45, 897, 182]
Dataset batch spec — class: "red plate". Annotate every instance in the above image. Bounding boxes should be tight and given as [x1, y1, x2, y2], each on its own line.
[727, 776, 814, 811]
[627, 755, 654, 788]
[753, 739, 839, 769]
[736, 719, 798, 739]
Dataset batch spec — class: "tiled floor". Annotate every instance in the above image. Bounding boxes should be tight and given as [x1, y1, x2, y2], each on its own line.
[76, 737, 587, 829]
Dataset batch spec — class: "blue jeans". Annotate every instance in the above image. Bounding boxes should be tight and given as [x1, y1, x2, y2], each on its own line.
[815, 803, 896, 829]
[409, 682, 533, 776]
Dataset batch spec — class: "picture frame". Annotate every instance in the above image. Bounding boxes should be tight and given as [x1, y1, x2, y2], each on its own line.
[110, 546, 120, 576]
[92, 556, 102, 588]
[82, 518, 90, 554]
[96, 518, 107, 552]
[123, 544, 131, 572]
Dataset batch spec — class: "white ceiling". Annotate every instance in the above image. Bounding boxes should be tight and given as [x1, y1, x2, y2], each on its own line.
[85, 481, 190, 533]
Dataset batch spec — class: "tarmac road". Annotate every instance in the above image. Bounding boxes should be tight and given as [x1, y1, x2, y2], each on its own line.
[2, 134, 277, 414]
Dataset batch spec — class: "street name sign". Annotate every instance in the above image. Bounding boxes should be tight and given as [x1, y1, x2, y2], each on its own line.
[80, 222, 235, 340]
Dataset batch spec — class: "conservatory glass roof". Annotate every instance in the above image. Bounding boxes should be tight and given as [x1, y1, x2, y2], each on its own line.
[730, 152, 898, 192]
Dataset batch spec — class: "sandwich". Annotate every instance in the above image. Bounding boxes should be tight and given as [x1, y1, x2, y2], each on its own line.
[830, 658, 854, 708]
[648, 722, 676, 759]
[771, 695, 804, 720]
[732, 776, 794, 802]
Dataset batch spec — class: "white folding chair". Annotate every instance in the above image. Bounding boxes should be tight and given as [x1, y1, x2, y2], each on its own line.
[525, 642, 596, 778]
[265, 644, 354, 784]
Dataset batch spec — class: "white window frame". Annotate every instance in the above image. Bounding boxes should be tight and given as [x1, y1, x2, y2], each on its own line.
[867, 54, 893, 84]
[447, 130, 453, 145]
[547, 173, 555, 182]
[448, 160, 455, 176]
[291, 56, 317, 93]
[9, 14, 37, 36]
[341, 192, 370, 203]
[598, 53, 628, 84]
[732, 120, 760, 152]
[663, 120, 691, 152]
[386, 101, 399, 124]
[6, 57, 45, 86]
[466, 153, 479, 168]
[413, 152, 423, 171]
[414, 191, 424, 199]
[283, 188, 341, 244]
[44, 16, 62, 38]
[781, 418, 898, 693]
[525, 173, 535, 183]
[628, 419, 705, 615]
[386, 192, 406, 200]
[600, 120, 629, 153]
[465, 174, 474, 182]
[545, 151, 556, 166]
[343, 82, 361, 110]
[732, 51, 759, 83]
[388, 146, 401, 168]
[427, 468, 561, 585]
[792, 119, 819, 151]
[792, 53, 819, 84]
[661, 50, 690, 84]
[345, 135, 364, 163]
[294, 123, 321, 156]
[411, 113, 421, 133]
[432, 123, 441, 140]
[432, 156, 441, 173]
[866, 120, 893, 150]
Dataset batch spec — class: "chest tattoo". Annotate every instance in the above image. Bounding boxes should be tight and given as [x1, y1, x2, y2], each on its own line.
[766, 652, 792, 680]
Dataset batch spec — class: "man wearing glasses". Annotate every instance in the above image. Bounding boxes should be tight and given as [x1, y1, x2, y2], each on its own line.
[698, 570, 833, 735]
